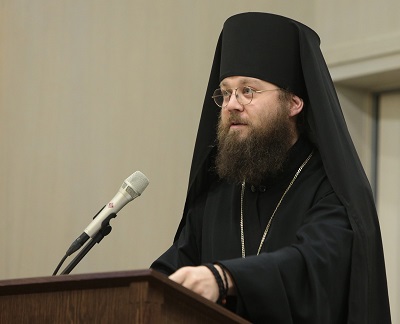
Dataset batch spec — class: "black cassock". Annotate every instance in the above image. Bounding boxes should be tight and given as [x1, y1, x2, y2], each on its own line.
[153, 12, 390, 324]
[152, 138, 353, 323]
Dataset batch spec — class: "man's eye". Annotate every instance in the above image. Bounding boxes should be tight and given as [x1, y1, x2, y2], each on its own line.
[242, 86, 254, 96]
[221, 90, 232, 97]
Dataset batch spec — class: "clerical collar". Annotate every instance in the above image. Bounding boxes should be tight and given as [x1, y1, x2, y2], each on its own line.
[248, 136, 314, 192]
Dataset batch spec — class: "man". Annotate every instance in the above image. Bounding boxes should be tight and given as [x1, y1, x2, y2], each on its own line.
[151, 13, 391, 323]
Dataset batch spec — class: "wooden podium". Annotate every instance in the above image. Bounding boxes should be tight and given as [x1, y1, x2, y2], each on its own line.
[0, 269, 250, 323]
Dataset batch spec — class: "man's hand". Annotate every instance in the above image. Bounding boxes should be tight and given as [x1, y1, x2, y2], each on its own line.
[169, 265, 235, 302]
[169, 266, 219, 302]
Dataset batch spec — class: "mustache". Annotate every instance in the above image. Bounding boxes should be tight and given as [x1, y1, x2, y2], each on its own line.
[227, 114, 248, 125]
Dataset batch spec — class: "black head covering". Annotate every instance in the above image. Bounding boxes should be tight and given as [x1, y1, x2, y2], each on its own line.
[220, 13, 307, 99]
[177, 12, 390, 323]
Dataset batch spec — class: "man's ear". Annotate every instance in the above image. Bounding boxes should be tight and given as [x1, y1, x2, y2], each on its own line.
[289, 95, 304, 117]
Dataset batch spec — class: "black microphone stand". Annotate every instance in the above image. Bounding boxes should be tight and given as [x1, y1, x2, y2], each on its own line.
[60, 222, 113, 275]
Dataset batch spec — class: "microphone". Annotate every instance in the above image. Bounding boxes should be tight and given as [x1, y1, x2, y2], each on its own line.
[65, 171, 149, 256]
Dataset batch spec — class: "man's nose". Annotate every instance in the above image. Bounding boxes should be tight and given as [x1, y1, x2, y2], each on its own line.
[226, 91, 244, 111]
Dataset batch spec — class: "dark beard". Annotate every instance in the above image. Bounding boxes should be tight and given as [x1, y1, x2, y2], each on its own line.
[215, 107, 293, 185]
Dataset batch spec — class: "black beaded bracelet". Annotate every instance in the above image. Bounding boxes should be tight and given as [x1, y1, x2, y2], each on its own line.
[216, 263, 229, 295]
[204, 263, 227, 305]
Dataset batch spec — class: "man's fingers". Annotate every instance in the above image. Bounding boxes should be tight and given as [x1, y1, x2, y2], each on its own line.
[169, 267, 190, 284]
[168, 266, 219, 302]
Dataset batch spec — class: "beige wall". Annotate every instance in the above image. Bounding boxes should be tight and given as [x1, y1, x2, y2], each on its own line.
[0, 1, 316, 279]
[0, 7, 399, 323]
[378, 92, 400, 324]
[316, 0, 400, 90]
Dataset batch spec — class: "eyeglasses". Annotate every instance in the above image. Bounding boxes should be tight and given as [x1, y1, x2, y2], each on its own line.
[212, 86, 281, 108]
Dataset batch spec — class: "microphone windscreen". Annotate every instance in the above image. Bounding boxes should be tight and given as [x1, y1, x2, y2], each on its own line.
[127, 171, 149, 195]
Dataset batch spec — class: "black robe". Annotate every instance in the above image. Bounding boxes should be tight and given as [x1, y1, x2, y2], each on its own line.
[152, 139, 353, 323]
[152, 12, 390, 324]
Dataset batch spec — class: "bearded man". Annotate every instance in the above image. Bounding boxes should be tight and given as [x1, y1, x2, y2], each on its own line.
[151, 13, 391, 324]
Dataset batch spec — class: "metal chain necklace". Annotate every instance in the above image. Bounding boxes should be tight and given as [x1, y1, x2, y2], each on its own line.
[240, 151, 313, 258]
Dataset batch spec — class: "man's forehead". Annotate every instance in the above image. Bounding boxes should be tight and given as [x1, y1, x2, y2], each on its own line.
[220, 76, 269, 87]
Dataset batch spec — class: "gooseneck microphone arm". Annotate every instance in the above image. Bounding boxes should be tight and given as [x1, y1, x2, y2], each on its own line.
[60, 214, 115, 275]
[52, 212, 117, 276]
[52, 171, 149, 276]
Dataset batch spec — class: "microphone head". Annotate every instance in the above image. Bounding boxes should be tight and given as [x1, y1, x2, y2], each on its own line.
[123, 171, 149, 198]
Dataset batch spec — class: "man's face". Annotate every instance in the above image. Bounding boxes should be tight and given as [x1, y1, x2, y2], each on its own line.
[215, 76, 299, 184]
[218, 76, 292, 141]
